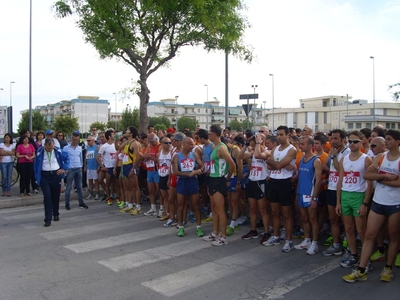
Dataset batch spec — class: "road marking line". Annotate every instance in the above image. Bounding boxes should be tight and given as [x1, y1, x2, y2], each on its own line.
[98, 234, 242, 272]
[141, 246, 266, 297]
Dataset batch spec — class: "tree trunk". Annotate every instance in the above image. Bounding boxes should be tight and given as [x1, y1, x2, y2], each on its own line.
[138, 74, 150, 134]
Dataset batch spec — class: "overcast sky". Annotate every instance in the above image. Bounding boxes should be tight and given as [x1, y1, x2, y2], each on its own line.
[1, 0, 399, 130]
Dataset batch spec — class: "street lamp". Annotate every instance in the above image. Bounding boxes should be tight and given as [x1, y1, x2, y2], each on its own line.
[113, 92, 117, 130]
[269, 74, 274, 132]
[370, 56, 376, 127]
[204, 84, 209, 129]
[251, 85, 258, 105]
[9, 81, 15, 134]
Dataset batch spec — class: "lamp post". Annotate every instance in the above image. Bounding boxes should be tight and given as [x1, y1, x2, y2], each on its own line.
[174, 96, 179, 130]
[370, 56, 375, 127]
[346, 94, 349, 130]
[269, 74, 274, 132]
[113, 92, 117, 130]
[204, 84, 209, 129]
[29, 0, 33, 132]
[9, 81, 15, 134]
[0, 88, 3, 105]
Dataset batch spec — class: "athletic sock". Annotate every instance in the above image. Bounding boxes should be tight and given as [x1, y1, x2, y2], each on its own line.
[151, 204, 156, 210]
[230, 220, 237, 228]
[333, 243, 340, 249]
[358, 267, 366, 274]
[385, 265, 392, 270]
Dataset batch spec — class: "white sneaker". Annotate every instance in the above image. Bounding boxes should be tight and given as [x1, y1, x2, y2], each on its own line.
[237, 216, 248, 225]
[282, 240, 294, 253]
[280, 228, 286, 240]
[94, 194, 99, 200]
[306, 242, 319, 255]
[294, 239, 311, 250]
[34, 189, 39, 194]
[212, 236, 229, 247]
[86, 194, 93, 200]
[144, 209, 157, 216]
[157, 210, 165, 218]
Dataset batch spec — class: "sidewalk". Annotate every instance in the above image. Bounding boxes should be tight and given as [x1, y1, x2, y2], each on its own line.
[0, 182, 79, 210]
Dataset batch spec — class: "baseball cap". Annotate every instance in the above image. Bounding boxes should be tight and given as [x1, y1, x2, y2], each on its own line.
[72, 130, 81, 136]
[167, 127, 176, 133]
[173, 132, 185, 141]
[45, 129, 53, 135]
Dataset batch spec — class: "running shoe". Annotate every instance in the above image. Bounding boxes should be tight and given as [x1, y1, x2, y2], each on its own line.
[256, 219, 264, 228]
[101, 194, 107, 201]
[118, 201, 126, 208]
[120, 206, 133, 213]
[86, 194, 93, 200]
[177, 227, 185, 237]
[306, 242, 319, 255]
[107, 198, 113, 205]
[343, 269, 367, 283]
[212, 236, 229, 247]
[341, 255, 359, 268]
[159, 214, 170, 221]
[294, 239, 311, 250]
[263, 236, 281, 247]
[380, 267, 393, 282]
[157, 210, 165, 218]
[322, 245, 342, 256]
[370, 249, 386, 262]
[342, 249, 351, 263]
[260, 232, 271, 245]
[94, 194, 99, 200]
[203, 232, 217, 242]
[171, 220, 178, 227]
[201, 216, 213, 223]
[163, 219, 175, 228]
[226, 226, 235, 236]
[292, 229, 305, 239]
[116, 198, 121, 205]
[282, 240, 294, 253]
[236, 216, 248, 225]
[342, 239, 349, 250]
[131, 207, 142, 215]
[395, 253, 400, 268]
[196, 227, 205, 237]
[282, 240, 293, 253]
[279, 228, 286, 240]
[144, 209, 157, 216]
[323, 235, 333, 246]
[242, 230, 259, 240]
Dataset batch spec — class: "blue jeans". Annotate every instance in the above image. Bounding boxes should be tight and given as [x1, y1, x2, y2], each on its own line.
[65, 167, 83, 205]
[1, 162, 13, 192]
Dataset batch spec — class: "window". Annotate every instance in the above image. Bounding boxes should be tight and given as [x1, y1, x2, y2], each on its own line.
[198, 109, 200, 113]
[322, 101, 327, 107]
[315, 112, 319, 123]
[356, 123, 362, 129]
[348, 123, 354, 129]
[365, 123, 372, 129]
[398, 123, 400, 130]
[324, 112, 327, 123]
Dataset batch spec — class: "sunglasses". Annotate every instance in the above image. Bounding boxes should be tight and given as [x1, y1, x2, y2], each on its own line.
[370, 144, 377, 148]
[348, 140, 361, 144]
[258, 130, 265, 133]
[163, 142, 171, 144]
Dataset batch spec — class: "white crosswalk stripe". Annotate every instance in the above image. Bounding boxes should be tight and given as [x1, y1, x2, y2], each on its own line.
[98, 234, 242, 272]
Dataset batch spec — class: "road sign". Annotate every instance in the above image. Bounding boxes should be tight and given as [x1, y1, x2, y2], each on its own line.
[242, 104, 253, 117]
[239, 94, 258, 100]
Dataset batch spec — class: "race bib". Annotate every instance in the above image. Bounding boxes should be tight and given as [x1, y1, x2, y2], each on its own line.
[250, 166, 262, 179]
[303, 195, 312, 203]
[86, 150, 95, 160]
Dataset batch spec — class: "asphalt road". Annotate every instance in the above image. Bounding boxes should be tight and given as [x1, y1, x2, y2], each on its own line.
[0, 200, 398, 300]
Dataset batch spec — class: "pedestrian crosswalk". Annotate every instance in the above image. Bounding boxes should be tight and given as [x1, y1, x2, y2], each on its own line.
[0, 201, 342, 299]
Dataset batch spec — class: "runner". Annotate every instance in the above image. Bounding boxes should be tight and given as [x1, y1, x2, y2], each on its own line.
[343, 129, 400, 283]
[203, 125, 236, 246]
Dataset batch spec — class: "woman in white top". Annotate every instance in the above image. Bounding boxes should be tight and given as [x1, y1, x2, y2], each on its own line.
[0, 133, 16, 196]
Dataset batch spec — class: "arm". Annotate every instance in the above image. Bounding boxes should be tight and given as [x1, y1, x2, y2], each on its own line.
[233, 146, 243, 184]
[311, 158, 322, 209]
[266, 147, 297, 170]
[335, 157, 344, 216]
[194, 152, 204, 175]
[218, 145, 236, 180]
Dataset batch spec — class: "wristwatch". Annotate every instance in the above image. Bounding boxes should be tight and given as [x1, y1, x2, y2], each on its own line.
[330, 155, 336, 159]
[312, 197, 318, 201]
[362, 202, 368, 207]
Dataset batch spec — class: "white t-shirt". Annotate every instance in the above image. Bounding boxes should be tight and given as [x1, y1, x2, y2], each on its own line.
[98, 143, 117, 168]
[0, 143, 15, 163]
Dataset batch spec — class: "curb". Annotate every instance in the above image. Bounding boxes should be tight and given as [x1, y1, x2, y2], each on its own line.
[0, 193, 79, 210]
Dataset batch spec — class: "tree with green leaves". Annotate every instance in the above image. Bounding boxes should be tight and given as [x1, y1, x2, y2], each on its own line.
[17, 111, 47, 134]
[120, 107, 140, 131]
[53, 0, 252, 133]
[154, 124, 167, 131]
[89, 121, 107, 132]
[149, 116, 171, 129]
[53, 115, 79, 136]
[228, 119, 242, 131]
[177, 117, 197, 132]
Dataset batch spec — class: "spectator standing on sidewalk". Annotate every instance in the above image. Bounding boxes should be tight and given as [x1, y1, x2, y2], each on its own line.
[16, 136, 36, 197]
[34, 138, 69, 227]
[0, 133, 15, 196]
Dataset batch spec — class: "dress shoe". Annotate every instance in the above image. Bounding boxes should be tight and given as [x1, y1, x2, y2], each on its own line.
[44, 222, 51, 227]
[53, 216, 60, 221]
[65, 204, 70, 210]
